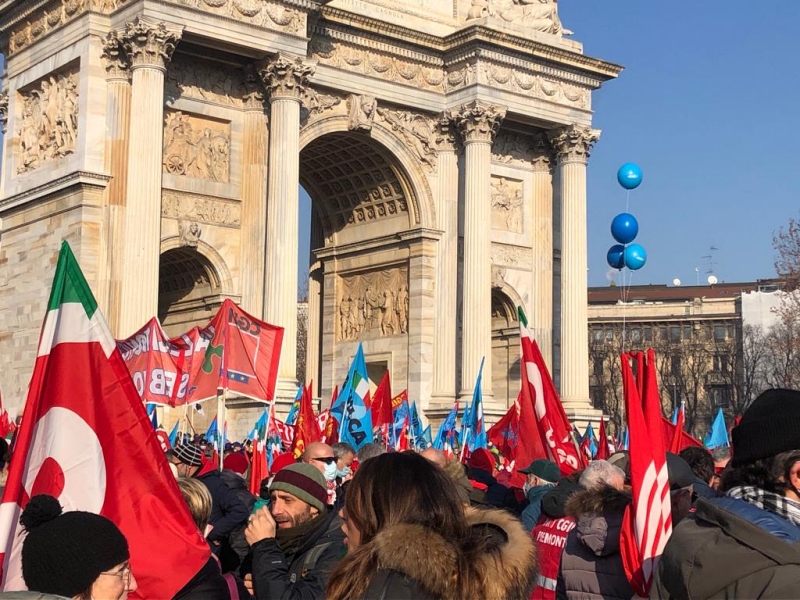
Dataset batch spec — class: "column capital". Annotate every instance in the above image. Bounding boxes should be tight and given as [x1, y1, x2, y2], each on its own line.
[101, 30, 131, 81]
[548, 124, 600, 165]
[259, 53, 316, 102]
[0, 91, 8, 134]
[531, 133, 555, 173]
[119, 17, 181, 72]
[454, 101, 506, 145]
[435, 111, 460, 153]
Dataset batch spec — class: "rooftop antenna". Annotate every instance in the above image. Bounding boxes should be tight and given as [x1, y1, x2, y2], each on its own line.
[702, 245, 719, 275]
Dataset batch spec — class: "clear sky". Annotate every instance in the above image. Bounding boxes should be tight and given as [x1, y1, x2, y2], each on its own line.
[559, 1, 800, 287]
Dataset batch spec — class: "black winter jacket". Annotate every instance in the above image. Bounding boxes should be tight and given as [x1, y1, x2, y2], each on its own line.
[174, 557, 250, 600]
[197, 469, 250, 544]
[250, 508, 347, 600]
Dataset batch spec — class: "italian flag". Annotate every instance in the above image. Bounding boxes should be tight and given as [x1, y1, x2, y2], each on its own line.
[0, 242, 209, 598]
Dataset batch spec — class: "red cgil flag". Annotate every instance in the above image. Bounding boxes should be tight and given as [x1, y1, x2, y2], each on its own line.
[370, 371, 393, 429]
[619, 350, 672, 597]
[0, 243, 209, 598]
[596, 415, 611, 460]
[518, 307, 584, 477]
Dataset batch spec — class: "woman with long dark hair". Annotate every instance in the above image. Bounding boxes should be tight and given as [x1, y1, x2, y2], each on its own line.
[326, 452, 537, 600]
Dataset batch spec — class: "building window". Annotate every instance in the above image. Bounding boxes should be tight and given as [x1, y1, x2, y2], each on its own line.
[708, 385, 730, 408]
[605, 329, 614, 341]
[631, 328, 642, 343]
[670, 326, 681, 343]
[683, 325, 692, 340]
[660, 326, 668, 341]
[592, 329, 603, 342]
[671, 355, 681, 376]
[714, 325, 726, 341]
[644, 326, 652, 341]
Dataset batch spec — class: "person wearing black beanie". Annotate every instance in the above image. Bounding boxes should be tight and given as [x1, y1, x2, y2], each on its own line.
[20, 494, 136, 599]
[653, 389, 800, 599]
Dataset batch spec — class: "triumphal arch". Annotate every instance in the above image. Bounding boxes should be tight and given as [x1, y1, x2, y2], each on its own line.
[0, 0, 620, 433]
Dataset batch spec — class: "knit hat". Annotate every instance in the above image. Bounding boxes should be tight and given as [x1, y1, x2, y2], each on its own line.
[270, 463, 327, 512]
[519, 459, 559, 483]
[174, 443, 203, 467]
[223, 452, 249, 475]
[468, 448, 496, 473]
[732, 388, 800, 466]
[21, 495, 129, 597]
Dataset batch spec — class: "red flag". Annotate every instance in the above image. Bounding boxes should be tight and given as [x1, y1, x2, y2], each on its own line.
[0, 243, 209, 597]
[117, 299, 284, 405]
[662, 416, 702, 453]
[291, 383, 321, 458]
[391, 390, 407, 412]
[518, 307, 584, 477]
[670, 403, 685, 453]
[249, 439, 268, 496]
[323, 386, 339, 444]
[370, 371, 393, 428]
[487, 401, 519, 463]
[596, 416, 611, 460]
[619, 350, 672, 597]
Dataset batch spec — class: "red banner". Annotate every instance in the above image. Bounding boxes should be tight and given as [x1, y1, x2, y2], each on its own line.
[118, 299, 283, 405]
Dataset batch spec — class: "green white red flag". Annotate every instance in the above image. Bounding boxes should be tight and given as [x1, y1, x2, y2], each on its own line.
[518, 306, 584, 477]
[0, 242, 209, 598]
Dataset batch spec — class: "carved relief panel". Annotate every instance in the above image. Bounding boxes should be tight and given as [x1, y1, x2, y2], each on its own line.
[162, 190, 241, 227]
[16, 67, 79, 174]
[338, 267, 409, 341]
[166, 55, 249, 107]
[490, 176, 523, 233]
[163, 110, 231, 182]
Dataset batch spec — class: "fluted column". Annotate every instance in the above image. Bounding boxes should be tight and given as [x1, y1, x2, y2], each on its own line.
[431, 114, 459, 407]
[531, 134, 555, 371]
[260, 53, 316, 400]
[548, 125, 600, 411]
[455, 101, 506, 403]
[239, 66, 269, 317]
[117, 18, 181, 337]
[0, 90, 9, 200]
[101, 31, 132, 337]
[306, 213, 324, 398]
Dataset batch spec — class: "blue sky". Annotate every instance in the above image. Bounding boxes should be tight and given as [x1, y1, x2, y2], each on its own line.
[303, 2, 800, 288]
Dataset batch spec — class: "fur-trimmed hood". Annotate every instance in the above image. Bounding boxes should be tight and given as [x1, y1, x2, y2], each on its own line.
[369, 507, 537, 600]
[565, 485, 631, 518]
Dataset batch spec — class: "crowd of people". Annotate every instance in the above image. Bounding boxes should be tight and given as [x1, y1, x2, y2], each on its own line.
[6, 388, 800, 599]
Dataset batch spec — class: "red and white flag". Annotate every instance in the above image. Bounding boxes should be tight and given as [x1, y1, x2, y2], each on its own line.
[619, 350, 672, 597]
[518, 307, 584, 476]
[0, 243, 209, 598]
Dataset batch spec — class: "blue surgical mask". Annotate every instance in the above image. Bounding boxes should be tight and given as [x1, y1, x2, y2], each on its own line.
[323, 461, 337, 481]
[336, 466, 351, 479]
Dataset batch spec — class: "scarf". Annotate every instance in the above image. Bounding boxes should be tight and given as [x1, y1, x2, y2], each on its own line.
[275, 508, 329, 556]
[727, 486, 800, 528]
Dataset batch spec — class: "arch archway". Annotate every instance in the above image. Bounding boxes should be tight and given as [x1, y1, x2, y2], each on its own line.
[158, 245, 226, 337]
[492, 288, 521, 409]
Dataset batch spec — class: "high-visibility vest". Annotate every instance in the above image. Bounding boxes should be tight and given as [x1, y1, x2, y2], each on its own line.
[530, 515, 576, 600]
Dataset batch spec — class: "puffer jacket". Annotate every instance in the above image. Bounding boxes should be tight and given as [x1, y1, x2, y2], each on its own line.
[652, 495, 800, 599]
[556, 486, 633, 600]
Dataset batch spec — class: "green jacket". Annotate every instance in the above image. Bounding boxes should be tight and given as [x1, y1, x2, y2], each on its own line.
[652, 496, 800, 599]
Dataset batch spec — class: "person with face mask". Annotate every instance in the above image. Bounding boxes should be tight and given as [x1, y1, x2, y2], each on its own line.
[519, 459, 560, 532]
[301, 441, 339, 506]
[244, 463, 347, 599]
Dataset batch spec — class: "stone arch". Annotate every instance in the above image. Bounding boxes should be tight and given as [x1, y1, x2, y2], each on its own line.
[491, 287, 521, 409]
[299, 116, 436, 233]
[157, 237, 233, 336]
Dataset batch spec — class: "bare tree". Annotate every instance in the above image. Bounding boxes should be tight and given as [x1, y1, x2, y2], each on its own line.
[737, 324, 769, 412]
[296, 303, 308, 384]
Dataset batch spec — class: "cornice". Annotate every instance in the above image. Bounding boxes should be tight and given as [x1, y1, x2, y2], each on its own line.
[0, 0, 50, 32]
[315, 227, 442, 259]
[0, 171, 111, 212]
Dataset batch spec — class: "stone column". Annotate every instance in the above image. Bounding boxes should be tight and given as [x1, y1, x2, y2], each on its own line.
[431, 114, 459, 408]
[531, 134, 554, 370]
[306, 213, 324, 398]
[455, 101, 506, 403]
[239, 66, 269, 317]
[0, 90, 9, 199]
[548, 124, 600, 412]
[259, 53, 316, 400]
[117, 18, 181, 337]
[101, 31, 132, 337]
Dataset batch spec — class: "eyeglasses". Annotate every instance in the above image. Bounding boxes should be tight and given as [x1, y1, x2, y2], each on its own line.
[311, 456, 336, 465]
[100, 563, 133, 589]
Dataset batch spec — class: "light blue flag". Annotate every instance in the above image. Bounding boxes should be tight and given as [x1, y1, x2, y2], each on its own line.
[584, 422, 597, 459]
[671, 406, 679, 425]
[150, 410, 159, 432]
[422, 425, 433, 449]
[248, 410, 268, 441]
[146, 403, 157, 417]
[433, 402, 459, 450]
[285, 386, 303, 426]
[704, 408, 729, 449]
[168, 421, 180, 447]
[206, 416, 218, 442]
[409, 402, 426, 450]
[623, 428, 629, 451]
[468, 358, 487, 451]
[392, 400, 410, 448]
[459, 394, 473, 451]
[340, 345, 374, 450]
[333, 343, 368, 422]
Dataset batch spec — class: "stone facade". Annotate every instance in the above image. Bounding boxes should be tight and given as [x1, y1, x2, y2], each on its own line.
[0, 0, 620, 436]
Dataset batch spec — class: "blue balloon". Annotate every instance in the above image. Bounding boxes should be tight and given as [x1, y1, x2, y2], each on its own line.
[610, 213, 639, 244]
[617, 163, 643, 190]
[624, 243, 647, 270]
[607, 244, 625, 270]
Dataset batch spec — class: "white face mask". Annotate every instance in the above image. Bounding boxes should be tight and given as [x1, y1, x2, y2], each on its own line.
[523, 481, 531, 495]
[323, 460, 337, 482]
